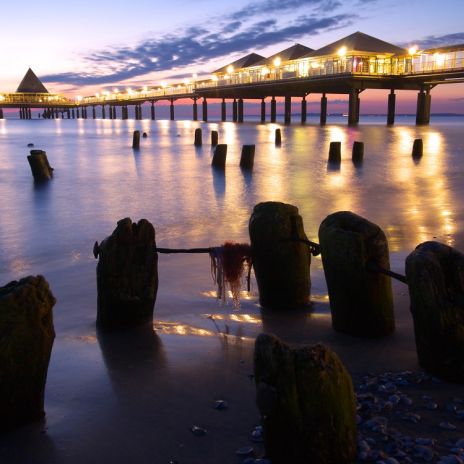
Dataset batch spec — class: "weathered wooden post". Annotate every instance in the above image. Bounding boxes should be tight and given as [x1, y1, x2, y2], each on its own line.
[132, 130, 140, 149]
[328, 141, 341, 163]
[352, 141, 364, 164]
[318, 211, 395, 337]
[211, 144, 227, 169]
[94, 218, 158, 328]
[27, 149, 54, 180]
[249, 202, 311, 310]
[0, 276, 56, 429]
[254, 334, 357, 464]
[211, 130, 218, 147]
[142, 132, 148, 138]
[412, 138, 423, 159]
[275, 128, 281, 146]
[240, 144, 255, 170]
[194, 128, 202, 147]
[405, 241, 464, 382]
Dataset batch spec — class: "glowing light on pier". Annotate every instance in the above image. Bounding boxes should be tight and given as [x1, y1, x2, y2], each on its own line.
[161, 82, 167, 88]
[408, 45, 418, 55]
[273, 57, 282, 67]
[226, 65, 234, 75]
[337, 46, 347, 57]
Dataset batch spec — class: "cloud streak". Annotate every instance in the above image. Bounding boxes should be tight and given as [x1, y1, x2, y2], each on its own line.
[42, 0, 354, 87]
[404, 32, 464, 49]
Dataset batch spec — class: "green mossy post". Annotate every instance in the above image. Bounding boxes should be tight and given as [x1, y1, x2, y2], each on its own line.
[249, 202, 311, 310]
[212, 144, 227, 169]
[194, 128, 202, 146]
[211, 130, 218, 146]
[405, 241, 464, 382]
[254, 334, 357, 464]
[0, 275, 56, 429]
[132, 130, 140, 149]
[96, 218, 158, 328]
[412, 138, 423, 159]
[352, 141, 364, 164]
[328, 141, 341, 164]
[27, 149, 54, 180]
[240, 144, 255, 170]
[318, 211, 395, 337]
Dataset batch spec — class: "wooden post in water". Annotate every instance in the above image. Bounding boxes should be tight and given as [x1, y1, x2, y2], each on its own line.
[254, 334, 357, 463]
[0, 108, 3, 119]
[387, 90, 396, 126]
[249, 202, 311, 310]
[301, 96, 307, 123]
[238, 98, 244, 123]
[202, 98, 208, 122]
[318, 211, 395, 337]
[95, 218, 158, 328]
[151, 101, 155, 120]
[405, 241, 464, 382]
[211, 130, 218, 146]
[275, 128, 282, 146]
[352, 141, 364, 164]
[412, 138, 423, 159]
[211, 144, 227, 169]
[328, 142, 341, 163]
[221, 99, 226, 122]
[284, 96, 291, 124]
[193, 98, 198, 121]
[240, 144, 255, 170]
[260, 98, 266, 123]
[232, 99, 238, 122]
[0, 276, 56, 430]
[27, 150, 54, 180]
[132, 130, 140, 149]
[170, 100, 175, 121]
[194, 128, 202, 146]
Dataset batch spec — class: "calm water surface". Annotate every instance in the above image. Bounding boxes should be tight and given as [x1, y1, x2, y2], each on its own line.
[1, 116, 464, 463]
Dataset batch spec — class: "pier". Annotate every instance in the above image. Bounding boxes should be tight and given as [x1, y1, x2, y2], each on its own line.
[1, 32, 463, 125]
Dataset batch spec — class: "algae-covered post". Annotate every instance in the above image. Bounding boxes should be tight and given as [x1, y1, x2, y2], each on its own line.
[0, 276, 56, 430]
[318, 211, 395, 337]
[405, 241, 464, 382]
[212, 144, 227, 169]
[254, 333, 357, 464]
[249, 201, 311, 310]
[27, 149, 54, 180]
[95, 218, 158, 328]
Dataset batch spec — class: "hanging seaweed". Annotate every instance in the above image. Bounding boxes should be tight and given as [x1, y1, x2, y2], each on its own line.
[210, 242, 252, 308]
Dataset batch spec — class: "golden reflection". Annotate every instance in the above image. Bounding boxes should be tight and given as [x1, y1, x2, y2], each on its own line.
[327, 126, 347, 145]
[222, 122, 237, 144]
[154, 322, 215, 337]
[0, 120, 6, 135]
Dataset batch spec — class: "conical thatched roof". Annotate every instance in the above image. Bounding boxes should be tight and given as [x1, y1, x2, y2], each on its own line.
[213, 53, 266, 74]
[16, 68, 49, 93]
[303, 31, 407, 57]
[254, 43, 314, 66]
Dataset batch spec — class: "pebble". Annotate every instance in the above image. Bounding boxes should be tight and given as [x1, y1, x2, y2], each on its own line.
[235, 446, 254, 456]
[190, 425, 207, 436]
[213, 400, 228, 410]
[426, 402, 439, 410]
[440, 422, 457, 431]
[402, 412, 421, 423]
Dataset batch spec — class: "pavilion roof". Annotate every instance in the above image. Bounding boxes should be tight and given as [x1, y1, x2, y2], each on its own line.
[213, 53, 266, 74]
[303, 31, 407, 58]
[253, 43, 314, 66]
[16, 68, 49, 93]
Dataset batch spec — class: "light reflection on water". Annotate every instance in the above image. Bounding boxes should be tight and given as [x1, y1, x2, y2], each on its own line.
[0, 118, 463, 323]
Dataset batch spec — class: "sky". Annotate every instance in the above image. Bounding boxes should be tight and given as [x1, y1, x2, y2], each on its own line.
[1, 0, 464, 113]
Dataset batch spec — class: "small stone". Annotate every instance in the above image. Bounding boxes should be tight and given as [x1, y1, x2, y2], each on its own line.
[440, 422, 457, 431]
[414, 445, 434, 461]
[235, 446, 254, 456]
[426, 402, 439, 410]
[384, 458, 400, 464]
[447, 404, 458, 413]
[402, 413, 421, 423]
[455, 439, 464, 448]
[213, 400, 228, 410]
[416, 438, 437, 446]
[27, 143, 34, 147]
[190, 425, 207, 436]
[401, 396, 413, 406]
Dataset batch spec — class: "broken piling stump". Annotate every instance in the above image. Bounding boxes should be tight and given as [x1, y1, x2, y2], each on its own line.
[405, 241, 464, 382]
[249, 202, 311, 310]
[194, 128, 202, 146]
[211, 144, 227, 169]
[275, 128, 281, 146]
[254, 333, 357, 464]
[0, 275, 56, 429]
[95, 218, 158, 328]
[318, 211, 395, 337]
[328, 141, 341, 164]
[412, 138, 423, 159]
[211, 130, 218, 146]
[240, 144, 255, 170]
[352, 141, 364, 164]
[27, 149, 53, 180]
[132, 130, 140, 149]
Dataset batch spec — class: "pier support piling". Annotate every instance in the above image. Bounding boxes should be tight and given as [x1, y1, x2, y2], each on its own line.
[193, 98, 198, 121]
[0, 108, 3, 119]
[270, 97, 276, 123]
[101, 105, 106, 119]
[232, 99, 238, 122]
[202, 98, 208, 122]
[170, 100, 175, 121]
[348, 89, 359, 126]
[151, 101, 155, 120]
[320, 94, 327, 126]
[92, 106, 96, 119]
[284, 96, 291, 124]
[260, 98, 266, 123]
[221, 99, 226, 122]
[416, 88, 431, 125]
[238, 98, 244, 123]
[301, 97, 307, 123]
[387, 90, 396, 126]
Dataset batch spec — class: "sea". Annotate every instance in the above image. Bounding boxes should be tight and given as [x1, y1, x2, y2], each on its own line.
[1, 114, 464, 463]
